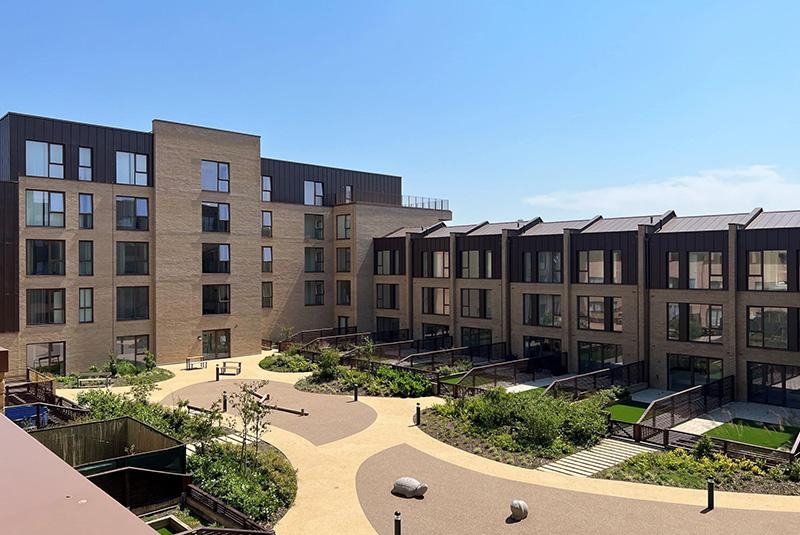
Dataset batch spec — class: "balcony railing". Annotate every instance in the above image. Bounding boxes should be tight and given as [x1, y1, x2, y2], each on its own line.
[333, 190, 449, 210]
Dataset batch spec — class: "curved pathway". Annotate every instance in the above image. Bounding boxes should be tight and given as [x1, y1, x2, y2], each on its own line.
[57, 353, 800, 534]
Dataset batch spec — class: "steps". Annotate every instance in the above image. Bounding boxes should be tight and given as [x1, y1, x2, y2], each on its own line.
[536, 438, 658, 477]
[186, 431, 246, 456]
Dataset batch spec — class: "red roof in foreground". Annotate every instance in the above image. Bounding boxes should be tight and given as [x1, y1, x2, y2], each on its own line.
[0, 415, 155, 535]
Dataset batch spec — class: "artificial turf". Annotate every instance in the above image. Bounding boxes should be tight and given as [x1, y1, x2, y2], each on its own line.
[608, 400, 650, 423]
[703, 418, 800, 449]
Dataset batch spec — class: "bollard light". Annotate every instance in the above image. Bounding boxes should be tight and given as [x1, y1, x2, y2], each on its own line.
[354, 385, 359, 402]
[394, 511, 401, 535]
[415, 402, 421, 426]
[222, 391, 228, 412]
[706, 477, 715, 511]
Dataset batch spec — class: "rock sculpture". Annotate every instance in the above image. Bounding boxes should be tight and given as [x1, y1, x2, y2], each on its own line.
[509, 499, 529, 521]
[392, 477, 428, 498]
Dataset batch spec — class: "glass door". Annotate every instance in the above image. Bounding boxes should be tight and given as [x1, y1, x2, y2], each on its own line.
[202, 329, 231, 360]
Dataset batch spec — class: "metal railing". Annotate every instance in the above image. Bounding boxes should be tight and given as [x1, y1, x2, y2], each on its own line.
[333, 189, 449, 211]
[398, 342, 510, 370]
[185, 485, 270, 533]
[543, 361, 648, 400]
[636, 375, 735, 429]
[452, 358, 533, 392]
[278, 326, 358, 350]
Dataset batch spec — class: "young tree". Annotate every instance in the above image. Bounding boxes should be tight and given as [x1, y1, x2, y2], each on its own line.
[228, 380, 271, 472]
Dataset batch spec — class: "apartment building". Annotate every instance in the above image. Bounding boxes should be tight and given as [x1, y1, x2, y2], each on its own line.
[375, 209, 800, 408]
[0, 112, 450, 374]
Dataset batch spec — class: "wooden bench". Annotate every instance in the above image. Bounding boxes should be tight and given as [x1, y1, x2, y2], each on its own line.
[215, 361, 241, 380]
[185, 356, 208, 370]
[77, 375, 111, 388]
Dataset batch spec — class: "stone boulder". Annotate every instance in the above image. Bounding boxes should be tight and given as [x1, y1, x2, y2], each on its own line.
[392, 477, 428, 498]
[510, 499, 529, 521]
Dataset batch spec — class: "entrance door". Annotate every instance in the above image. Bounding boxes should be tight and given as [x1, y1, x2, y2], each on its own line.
[202, 329, 230, 360]
[338, 316, 349, 334]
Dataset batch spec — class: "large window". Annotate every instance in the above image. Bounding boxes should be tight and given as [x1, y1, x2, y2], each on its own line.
[422, 287, 450, 315]
[304, 280, 324, 305]
[523, 336, 562, 359]
[377, 249, 401, 275]
[202, 284, 230, 315]
[201, 160, 229, 192]
[578, 342, 622, 372]
[748, 250, 788, 291]
[27, 289, 65, 325]
[668, 354, 723, 391]
[117, 335, 149, 365]
[26, 190, 64, 227]
[337, 248, 351, 272]
[376, 283, 399, 309]
[117, 287, 149, 321]
[461, 250, 480, 278]
[578, 250, 604, 283]
[688, 304, 723, 343]
[667, 251, 680, 288]
[461, 327, 492, 347]
[688, 251, 723, 289]
[26, 140, 63, 178]
[336, 214, 352, 239]
[748, 306, 789, 349]
[537, 251, 562, 283]
[523, 294, 561, 327]
[262, 282, 273, 308]
[261, 176, 272, 202]
[261, 211, 273, 237]
[612, 297, 623, 332]
[79, 241, 93, 276]
[748, 362, 800, 408]
[304, 214, 324, 239]
[304, 247, 324, 272]
[78, 147, 92, 181]
[26, 240, 65, 276]
[304, 180, 323, 206]
[202, 243, 230, 273]
[336, 280, 351, 306]
[117, 242, 149, 275]
[27, 342, 66, 375]
[79, 288, 93, 323]
[79, 193, 93, 229]
[461, 289, 491, 319]
[116, 152, 148, 186]
[116, 196, 149, 231]
[578, 296, 605, 330]
[667, 302, 681, 340]
[201, 202, 230, 233]
[262, 246, 273, 272]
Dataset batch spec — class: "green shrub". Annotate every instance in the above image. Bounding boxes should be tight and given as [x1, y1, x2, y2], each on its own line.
[785, 459, 800, 482]
[374, 366, 433, 397]
[437, 360, 473, 377]
[284, 344, 301, 357]
[116, 360, 139, 376]
[143, 350, 157, 371]
[259, 353, 317, 373]
[316, 348, 341, 381]
[693, 435, 715, 459]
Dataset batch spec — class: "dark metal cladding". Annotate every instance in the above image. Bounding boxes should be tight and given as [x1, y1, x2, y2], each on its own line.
[736, 228, 800, 292]
[455, 234, 502, 279]
[373, 237, 406, 275]
[507, 234, 563, 282]
[571, 231, 638, 285]
[0, 181, 19, 332]
[648, 230, 729, 290]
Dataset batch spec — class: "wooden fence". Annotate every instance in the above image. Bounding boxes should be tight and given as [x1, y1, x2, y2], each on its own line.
[88, 466, 191, 515]
[543, 361, 648, 400]
[636, 375, 735, 429]
[185, 484, 272, 533]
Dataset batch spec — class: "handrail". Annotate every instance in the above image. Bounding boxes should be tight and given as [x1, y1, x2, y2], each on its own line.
[635, 385, 704, 425]
[299, 331, 373, 351]
[397, 346, 469, 366]
[454, 358, 530, 386]
[791, 430, 800, 458]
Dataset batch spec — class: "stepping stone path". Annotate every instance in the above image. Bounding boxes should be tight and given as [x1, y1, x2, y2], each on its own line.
[536, 438, 658, 477]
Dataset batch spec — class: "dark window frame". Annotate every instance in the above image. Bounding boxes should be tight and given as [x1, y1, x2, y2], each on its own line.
[376, 283, 399, 309]
[200, 160, 230, 193]
[116, 286, 149, 321]
[78, 146, 93, 181]
[201, 202, 230, 233]
[304, 247, 325, 273]
[336, 214, 352, 240]
[26, 288, 66, 325]
[304, 280, 325, 306]
[79, 287, 93, 324]
[262, 282, 273, 308]
[79, 240, 94, 276]
[337, 247, 352, 272]
[202, 284, 231, 315]
[79, 193, 93, 229]
[116, 151, 148, 186]
[262, 246, 273, 273]
[116, 196, 149, 231]
[25, 140, 64, 178]
[336, 280, 352, 306]
[26, 239, 65, 276]
[117, 242, 149, 276]
[261, 176, 272, 202]
[25, 190, 65, 227]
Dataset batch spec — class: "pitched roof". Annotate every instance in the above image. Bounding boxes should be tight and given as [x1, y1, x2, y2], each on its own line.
[582, 215, 665, 233]
[521, 218, 595, 236]
[658, 212, 752, 233]
[425, 224, 480, 238]
[746, 210, 800, 230]
[467, 220, 531, 236]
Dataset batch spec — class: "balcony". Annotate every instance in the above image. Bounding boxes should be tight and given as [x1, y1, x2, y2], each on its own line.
[333, 190, 449, 211]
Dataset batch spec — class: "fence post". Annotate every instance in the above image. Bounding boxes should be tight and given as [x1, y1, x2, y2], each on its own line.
[663, 429, 669, 449]
[353, 385, 358, 402]
[633, 424, 641, 442]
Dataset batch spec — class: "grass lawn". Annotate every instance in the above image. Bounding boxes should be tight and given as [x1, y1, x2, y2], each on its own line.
[704, 418, 800, 449]
[609, 400, 650, 423]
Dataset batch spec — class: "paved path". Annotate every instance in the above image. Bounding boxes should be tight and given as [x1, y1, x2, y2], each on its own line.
[56, 352, 800, 534]
[537, 438, 658, 477]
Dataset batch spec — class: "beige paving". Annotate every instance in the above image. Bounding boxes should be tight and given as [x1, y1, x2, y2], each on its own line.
[55, 352, 800, 535]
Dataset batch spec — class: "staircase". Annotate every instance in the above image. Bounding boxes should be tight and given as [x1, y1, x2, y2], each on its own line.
[186, 431, 247, 456]
[536, 438, 658, 477]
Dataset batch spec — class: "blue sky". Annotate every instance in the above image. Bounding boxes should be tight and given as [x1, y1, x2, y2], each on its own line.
[2, 1, 799, 223]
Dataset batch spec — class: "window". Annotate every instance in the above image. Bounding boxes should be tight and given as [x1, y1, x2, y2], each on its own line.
[262, 247, 273, 272]
[116, 152, 148, 186]
[688, 251, 723, 289]
[485, 250, 493, 278]
[461, 289, 491, 319]
[689, 304, 723, 343]
[337, 248, 351, 272]
[377, 317, 401, 334]
[433, 251, 449, 277]
[669, 354, 723, 391]
[78, 147, 92, 181]
[578, 250, 604, 283]
[336, 214, 352, 239]
[201, 202, 230, 232]
[304, 214, 324, 239]
[461, 327, 492, 347]
[537, 251, 562, 283]
[376, 284, 399, 309]
[116, 287, 149, 321]
[25, 190, 64, 227]
[117, 242, 149, 275]
[262, 282, 273, 308]
[612, 250, 622, 284]
[747, 362, 800, 408]
[79, 288, 93, 323]
[79, 241, 93, 276]
[202, 284, 230, 315]
[523, 251, 534, 282]
[578, 342, 622, 372]
[523, 294, 535, 325]
[612, 297, 623, 332]
[461, 250, 480, 278]
[79, 193, 93, 229]
[748, 250, 788, 291]
[117, 335, 149, 364]
[667, 303, 681, 340]
[26, 141, 63, 178]
[748, 306, 789, 349]
[261, 176, 272, 202]
[422, 287, 450, 315]
[523, 336, 562, 359]
[304, 280, 324, 305]
[261, 211, 273, 237]
[522, 294, 561, 327]
[26, 240, 65, 276]
[27, 289, 65, 325]
[27, 342, 66, 375]
[336, 280, 351, 305]
[377, 249, 401, 275]
[202, 243, 230, 273]
[304, 247, 325, 272]
[422, 323, 450, 338]
[578, 296, 605, 330]
[200, 160, 229, 192]
[116, 196, 149, 231]
[345, 185, 353, 203]
[668, 252, 680, 288]
[304, 180, 324, 206]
